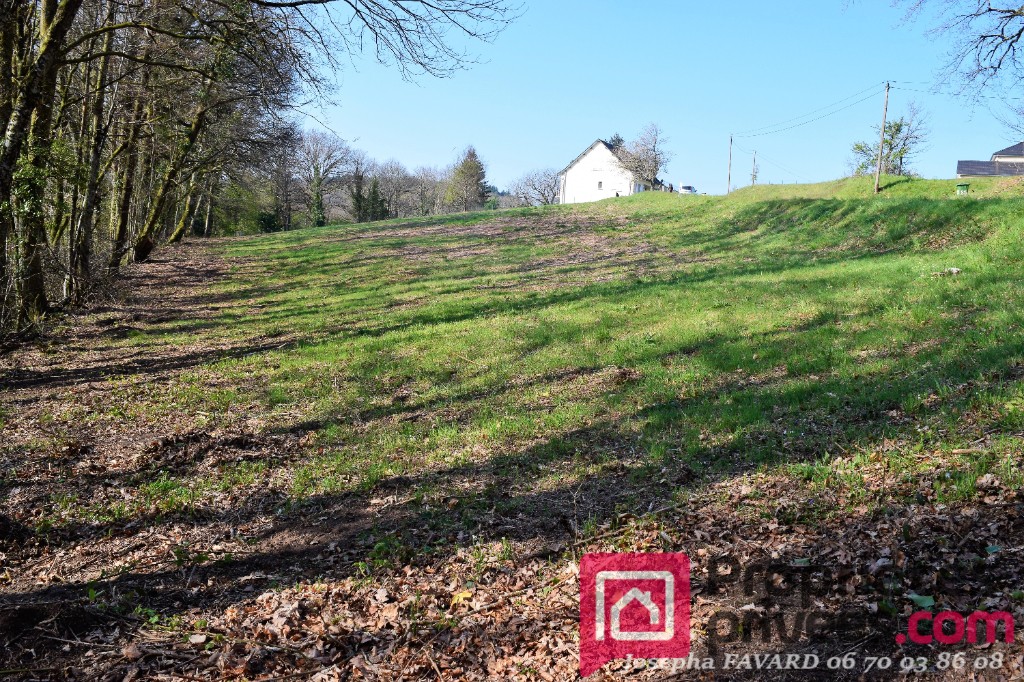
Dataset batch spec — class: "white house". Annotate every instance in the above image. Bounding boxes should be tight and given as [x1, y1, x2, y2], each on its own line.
[557, 139, 652, 205]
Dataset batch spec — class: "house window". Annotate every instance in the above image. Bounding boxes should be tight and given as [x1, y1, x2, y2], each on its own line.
[598, 181, 603, 189]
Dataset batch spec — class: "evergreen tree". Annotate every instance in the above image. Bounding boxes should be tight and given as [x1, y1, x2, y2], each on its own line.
[445, 146, 487, 212]
[309, 184, 327, 227]
[367, 178, 389, 220]
[349, 174, 391, 223]
[350, 171, 367, 222]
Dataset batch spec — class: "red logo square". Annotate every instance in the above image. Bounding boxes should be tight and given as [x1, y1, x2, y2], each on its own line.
[579, 553, 690, 676]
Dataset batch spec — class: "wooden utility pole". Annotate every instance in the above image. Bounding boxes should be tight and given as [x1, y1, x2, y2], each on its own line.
[751, 150, 757, 185]
[874, 82, 890, 195]
[727, 135, 733, 194]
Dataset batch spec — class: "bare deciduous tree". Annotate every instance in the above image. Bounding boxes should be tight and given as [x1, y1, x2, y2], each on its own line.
[901, 2, 1024, 93]
[620, 123, 673, 189]
[509, 168, 560, 206]
[849, 103, 929, 177]
[290, 0, 520, 79]
[411, 166, 447, 215]
[298, 130, 351, 227]
[375, 159, 414, 217]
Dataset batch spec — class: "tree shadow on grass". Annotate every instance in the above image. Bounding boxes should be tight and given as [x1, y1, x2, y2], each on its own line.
[63, 194, 1007, 383]
[0, 232, 924, 401]
[3, 315, 1021, 612]
[2, 200, 1024, 674]
[3, 242, 1017, 547]
[0, 338, 298, 394]
[878, 176, 915, 192]
[7, 267, 1011, 557]
[661, 196, 999, 259]
[169, 195, 1011, 347]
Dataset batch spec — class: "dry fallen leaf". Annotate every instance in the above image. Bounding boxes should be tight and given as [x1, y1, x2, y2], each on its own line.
[451, 590, 473, 608]
[122, 643, 145, 661]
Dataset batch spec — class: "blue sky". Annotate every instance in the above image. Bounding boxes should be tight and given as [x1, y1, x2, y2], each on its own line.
[307, 1, 1019, 195]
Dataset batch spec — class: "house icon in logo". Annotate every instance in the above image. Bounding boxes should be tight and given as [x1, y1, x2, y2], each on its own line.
[595, 571, 675, 641]
[579, 553, 690, 676]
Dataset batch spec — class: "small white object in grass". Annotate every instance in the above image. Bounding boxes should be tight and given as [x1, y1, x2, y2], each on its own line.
[931, 267, 962, 277]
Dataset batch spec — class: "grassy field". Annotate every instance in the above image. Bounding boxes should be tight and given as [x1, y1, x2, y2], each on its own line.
[141, 175, 1024, 512]
[3, 174, 1024, 679]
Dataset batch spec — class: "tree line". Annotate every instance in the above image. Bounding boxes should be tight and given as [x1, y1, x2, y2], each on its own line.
[245, 132, 581, 233]
[197, 124, 680, 233]
[0, 0, 516, 334]
[237, 135, 499, 232]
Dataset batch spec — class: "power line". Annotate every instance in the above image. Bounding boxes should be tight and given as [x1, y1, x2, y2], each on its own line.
[892, 85, 1024, 101]
[734, 82, 886, 137]
[733, 140, 806, 181]
[759, 156, 806, 181]
[890, 86, 937, 94]
[735, 88, 885, 138]
[725, 81, 891, 190]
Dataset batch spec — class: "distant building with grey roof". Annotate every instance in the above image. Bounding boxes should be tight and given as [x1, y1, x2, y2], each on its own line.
[956, 142, 1024, 177]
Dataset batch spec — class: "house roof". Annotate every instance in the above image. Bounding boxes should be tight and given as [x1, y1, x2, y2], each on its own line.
[558, 139, 620, 176]
[558, 139, 666, 187]
[991, 142, 1024, 159]
[956, 159, 1024, 176]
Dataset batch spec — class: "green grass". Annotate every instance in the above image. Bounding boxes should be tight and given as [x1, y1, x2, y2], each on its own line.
[140, 473, 203, 513]
[56, 175, 1024, 528]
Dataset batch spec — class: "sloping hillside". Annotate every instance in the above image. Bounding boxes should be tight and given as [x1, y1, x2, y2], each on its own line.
[2, 178, 1023, 679]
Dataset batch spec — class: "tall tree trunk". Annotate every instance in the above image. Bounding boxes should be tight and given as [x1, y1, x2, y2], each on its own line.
[191, 189, 207, 238]
[16, 89, 62, 327]
[283, 175, 292, 230]
[109, 134, 139, 273]
[0, 0, 22, 135]
[69, 19, 114, 303]
[0, 0, 85, 213]
[0, 207, 8, 316]
[0, 1, 19, 311]
[60, 64, 91, 298]
[310, 167, 325, 227]
[132, 101, 207, 262]
[166, 172, 199, 244]
[202, 178, 216, 237]
[0, 0, 86, 328]
[108, 69, 148, 274]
